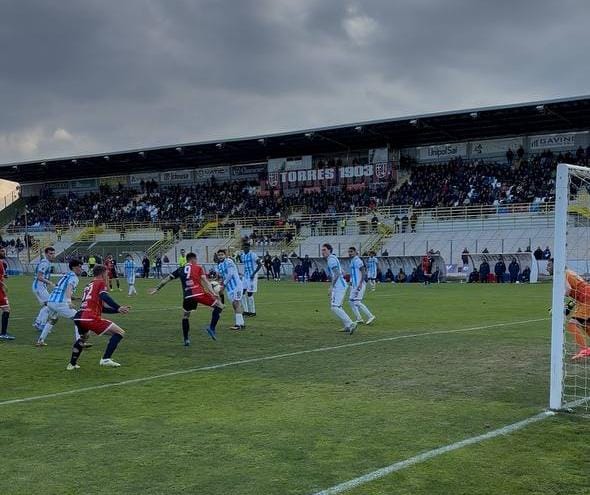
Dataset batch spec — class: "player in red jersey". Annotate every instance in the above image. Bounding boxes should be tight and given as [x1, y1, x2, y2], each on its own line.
[67, 264, 130, 370]
[0, 247, 13, 340]
[105, 254, 121, 292]
[421, 253, 433, 286]
[150, 252, 223, 345]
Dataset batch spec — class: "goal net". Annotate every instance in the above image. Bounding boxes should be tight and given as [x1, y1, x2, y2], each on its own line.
[550, 163, 590, 413]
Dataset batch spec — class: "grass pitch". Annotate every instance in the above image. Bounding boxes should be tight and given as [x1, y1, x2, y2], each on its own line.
[1, 277, 588, 494]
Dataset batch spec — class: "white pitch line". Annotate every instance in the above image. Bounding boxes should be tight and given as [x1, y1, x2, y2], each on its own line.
[0, 317, 547, 407]
[311, 411, 555, 495]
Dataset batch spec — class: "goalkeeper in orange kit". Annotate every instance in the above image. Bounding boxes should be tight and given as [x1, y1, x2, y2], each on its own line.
[549, 259, 590, 360]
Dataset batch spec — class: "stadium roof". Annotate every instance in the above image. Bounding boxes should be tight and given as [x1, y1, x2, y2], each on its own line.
[4, 95, 590, 183]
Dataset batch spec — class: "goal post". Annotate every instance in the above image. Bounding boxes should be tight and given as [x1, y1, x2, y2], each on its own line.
[550, 163, 590, 413]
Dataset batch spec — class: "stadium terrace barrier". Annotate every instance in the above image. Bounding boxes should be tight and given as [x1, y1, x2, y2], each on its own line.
[292, 255, 447, 283]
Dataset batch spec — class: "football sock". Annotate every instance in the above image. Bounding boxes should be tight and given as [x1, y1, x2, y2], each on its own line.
[350, 302, 362, 321]
[1, 311, 9, 334]
[332, 306, 353, 327]
[35, 306, 50, 328]
[235, 313, 245, 326]
[241, 294, 249, 313]
[567, 321, 587, 348]
[210, 307, 222, 330]
[248, 296, 255, 314]
[358, 303, 374, 319]
[182, 319, 190, 340]
[38, 322, 53, 342]
[103, 333, 123, 359]
[70, 339, 84, 365]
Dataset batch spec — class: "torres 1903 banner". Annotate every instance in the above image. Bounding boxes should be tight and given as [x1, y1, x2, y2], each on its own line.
[266, 162, 392, 190]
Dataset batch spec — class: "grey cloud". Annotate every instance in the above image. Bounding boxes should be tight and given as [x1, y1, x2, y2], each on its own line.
[0, 0, 589, 162]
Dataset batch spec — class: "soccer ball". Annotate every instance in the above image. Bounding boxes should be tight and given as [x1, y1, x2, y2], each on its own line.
[210, 281, 222, 295]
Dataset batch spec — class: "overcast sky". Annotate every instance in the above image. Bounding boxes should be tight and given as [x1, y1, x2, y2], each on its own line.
[1, 0, 589, 164]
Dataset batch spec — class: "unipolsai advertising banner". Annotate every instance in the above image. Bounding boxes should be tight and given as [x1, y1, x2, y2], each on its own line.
[417, 142, 467, 162]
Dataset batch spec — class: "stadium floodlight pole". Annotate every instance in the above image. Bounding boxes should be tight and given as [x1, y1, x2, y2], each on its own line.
[549, 163, 573, 410]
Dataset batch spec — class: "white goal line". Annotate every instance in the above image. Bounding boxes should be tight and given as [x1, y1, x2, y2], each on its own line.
[0, 317, 547, 407]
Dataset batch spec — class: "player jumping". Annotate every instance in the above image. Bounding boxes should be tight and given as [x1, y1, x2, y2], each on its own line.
[216, 249, 245, 330]
[0, 247, 14, 341]
[348, 247, 376, 326]
[150, 252, 223, 345]
[548, 259, 590, 360]
[68, 264, 130, 369]
[241, 244, 262, 317]
[321, 243, 356, 334]
[32, 246, 56, 332]
[124, 254, 137, 296]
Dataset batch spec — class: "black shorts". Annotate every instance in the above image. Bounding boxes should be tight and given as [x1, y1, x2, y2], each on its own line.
[574, 317, 590, 326]
[183, 299, 198, 312]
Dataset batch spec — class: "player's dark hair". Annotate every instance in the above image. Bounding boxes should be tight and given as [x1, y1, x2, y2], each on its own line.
[93, 264, 107, 277]
[217, 249, 227, 254]
[322, 243, 333, 253]
[44, 246, 55, 254]
[69, 259, 82, 269]
[348, 246, 357, 252]
[186, 252, 197, 261]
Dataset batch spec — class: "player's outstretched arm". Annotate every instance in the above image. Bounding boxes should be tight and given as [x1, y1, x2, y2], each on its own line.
[149, 274, 174, 294]
[99, 291, 130, 314]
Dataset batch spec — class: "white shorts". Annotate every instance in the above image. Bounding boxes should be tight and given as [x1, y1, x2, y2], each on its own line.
[349, 283, 367, 302]
[47, 302, 77, 319]
[32, 285, 50, 305]
[127, 274, 136, 285]
[368, 272, 377, 281]
[330, 286, 348, 307]
[243, 275, 258, 293]
[227, 281, 244, 302]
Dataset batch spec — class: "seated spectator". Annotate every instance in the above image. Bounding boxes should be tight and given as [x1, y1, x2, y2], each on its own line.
[384, 268, 394, 282]
[468, 269, 480, 283]
[396, 268, 407, 283]
[543, 246, 552, 259]
[479, 259, 490, 283]
[520, 266, 531, 283]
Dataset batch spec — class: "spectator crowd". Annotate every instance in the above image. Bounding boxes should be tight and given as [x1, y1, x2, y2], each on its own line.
[11, 148, 586, 231]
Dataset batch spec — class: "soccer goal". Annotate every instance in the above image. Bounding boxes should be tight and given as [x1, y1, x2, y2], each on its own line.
[550, 163, 590, 413]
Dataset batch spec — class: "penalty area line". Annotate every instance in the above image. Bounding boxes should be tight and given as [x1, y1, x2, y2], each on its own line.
[310, 410, 555, 495]
[0, 317, 547, 407]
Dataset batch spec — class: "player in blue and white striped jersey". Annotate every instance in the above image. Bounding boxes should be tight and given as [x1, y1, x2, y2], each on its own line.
[348, 247, 375, 326]
[321, 243, 356, 334]
[217, 249, 245, 330]
[366, 251, 379, 292]
[124, 254, 137, 296]
[32, 247, 56, 332]
[241, 244, 262, 317]
[37, 260, 84, 346]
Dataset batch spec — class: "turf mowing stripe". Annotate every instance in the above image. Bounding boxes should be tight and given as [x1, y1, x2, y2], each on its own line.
[0, 317, 547, 407]
[310, 410, 555, 495]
